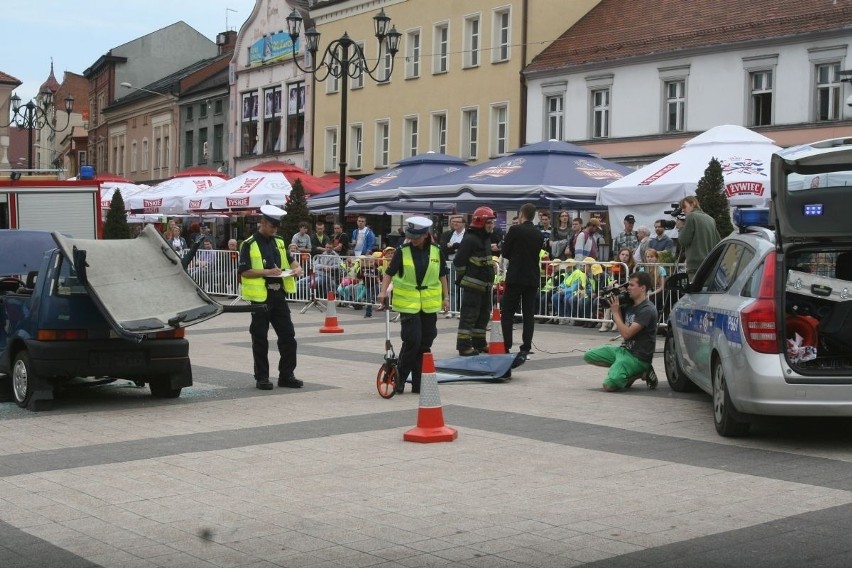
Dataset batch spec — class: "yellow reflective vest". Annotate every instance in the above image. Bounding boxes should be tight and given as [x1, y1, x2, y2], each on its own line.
[241, 236, 296, 302]
[391, 244, 443, 314]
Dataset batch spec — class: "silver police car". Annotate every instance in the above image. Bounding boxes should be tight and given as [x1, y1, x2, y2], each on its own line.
[665, 138, 852, 436]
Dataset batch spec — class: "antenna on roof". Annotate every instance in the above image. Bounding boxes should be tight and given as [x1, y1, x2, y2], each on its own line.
[226, 8, 237, 32]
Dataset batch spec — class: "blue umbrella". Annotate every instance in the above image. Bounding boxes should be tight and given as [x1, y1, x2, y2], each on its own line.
[398, 140, 632, 209]
[307, 152, 467, 213]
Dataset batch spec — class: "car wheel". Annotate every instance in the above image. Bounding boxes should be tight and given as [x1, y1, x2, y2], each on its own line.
[12, 352, 36, 408]
[149, 376, 182, 399]
[712, 360, 750, 437]
[664, 329, 697, 392]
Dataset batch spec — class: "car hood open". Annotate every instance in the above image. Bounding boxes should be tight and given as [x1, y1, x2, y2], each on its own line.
[52, 225, 223, 340]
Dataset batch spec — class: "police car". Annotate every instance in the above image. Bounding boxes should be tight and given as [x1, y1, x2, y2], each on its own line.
[664, 137, 852, 436]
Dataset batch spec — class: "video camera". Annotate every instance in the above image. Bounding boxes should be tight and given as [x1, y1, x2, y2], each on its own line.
[660, 202, 685, 230]
[598, 281, 629, 309]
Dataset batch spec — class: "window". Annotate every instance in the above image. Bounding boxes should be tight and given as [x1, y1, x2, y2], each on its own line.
[325, 127, 338, 172]
[464, 15, 480, 68]
[184, 130, 194, 167]
[213, 124, 224, 162]
[350, 124, 363, 170]
[816, 62, 842, 121]
[286, 82, 305, 151]
[699, 244, 755, 294]
[186, 106, 194, 121]
[198, 127, 208, 164]
[240, 92, 259, 155]
[433, 23, 449, 74]
[404, 116, 419, 157]
[327, 70, 339, 94]
[214, 99, 223, 115]
[664, 80, 685, 132]
[263, 87, 282, 153]
[199, 102, 208, 119]
[154, 134, 162, 170]
[352, 42, 365, 89]
[164, 134, 170, 175]
[378, 49, 393, 83]
[405, 30, 420, 79]
[141, 139, 148, 171]
[130, 141, 137, 172]
[375, 120, 390, 168]
[491, 105, 508, 156]
[546, 95, 563, 141]
[462, 108, 478, 160]
[591, 88, 610, 138]
[749, 70, 773, 126]
[431, 113, 447, 153]
[78, 150, 87, 168]
[492, 8, 511, 62]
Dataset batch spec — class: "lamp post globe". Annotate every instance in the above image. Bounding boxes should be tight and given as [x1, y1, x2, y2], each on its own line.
[4, 89, 74, 174]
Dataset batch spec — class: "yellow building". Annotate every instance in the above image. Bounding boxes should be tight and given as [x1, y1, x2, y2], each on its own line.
[307, 0, 600, 183]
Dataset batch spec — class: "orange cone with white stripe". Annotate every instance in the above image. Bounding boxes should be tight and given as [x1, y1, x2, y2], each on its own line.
[488, 306, 506, 354]
[319, 292, 344, 333]
[404, 352, 458, 443]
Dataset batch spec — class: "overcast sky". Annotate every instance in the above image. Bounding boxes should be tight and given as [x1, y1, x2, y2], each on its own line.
[5, 0, 255, 104]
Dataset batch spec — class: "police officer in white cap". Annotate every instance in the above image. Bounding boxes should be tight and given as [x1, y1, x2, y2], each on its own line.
[377, 216, 450, 394]
[238, 205, 305, 390]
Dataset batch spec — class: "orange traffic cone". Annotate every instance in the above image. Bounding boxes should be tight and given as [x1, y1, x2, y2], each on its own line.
[319, 292, 344, 333]
[404, 352, 458, 443]
[488, 306, 506, 354]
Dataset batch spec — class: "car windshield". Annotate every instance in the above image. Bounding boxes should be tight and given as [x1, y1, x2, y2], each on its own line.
[787, 170, 852, 191]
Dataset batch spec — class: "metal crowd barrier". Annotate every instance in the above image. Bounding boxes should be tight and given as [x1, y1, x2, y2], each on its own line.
[183, 248, 684, 328]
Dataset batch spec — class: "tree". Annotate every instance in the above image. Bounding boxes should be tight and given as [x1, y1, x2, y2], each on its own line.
[103, 189, 131, 239]
[695, 157, 734, 238]
[281, 178, 310, 242]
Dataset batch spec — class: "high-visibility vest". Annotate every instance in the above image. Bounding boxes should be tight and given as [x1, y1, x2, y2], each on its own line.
[241, 236, 296, 301]
[392, 244, 442, 314]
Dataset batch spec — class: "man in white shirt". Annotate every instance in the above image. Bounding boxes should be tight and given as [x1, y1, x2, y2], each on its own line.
[440, 216, 466, 317]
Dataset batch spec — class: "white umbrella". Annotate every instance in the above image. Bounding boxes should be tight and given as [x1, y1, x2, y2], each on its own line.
[183, 171, 293, 211]
[100, 181, 148, 211]
[126, 175, 227, 215]
[597, 124, 781, 232]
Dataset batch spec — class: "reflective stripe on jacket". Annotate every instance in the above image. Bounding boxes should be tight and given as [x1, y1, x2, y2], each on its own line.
[392, 245, 443, 314]
[241, 237, 296, 301]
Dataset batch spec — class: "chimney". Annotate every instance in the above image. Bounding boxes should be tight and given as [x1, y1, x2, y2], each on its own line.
[216, 30, 238, 55]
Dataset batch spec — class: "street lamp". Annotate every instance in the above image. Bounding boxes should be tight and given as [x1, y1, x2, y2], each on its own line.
[4, 89, 74, 174]
[286, 7, 401, 222]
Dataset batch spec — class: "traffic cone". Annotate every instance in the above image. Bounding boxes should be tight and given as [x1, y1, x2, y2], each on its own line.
[488, 306, 506, 354]
[319, 292, 344, 333]
[404, 352, 457, 443]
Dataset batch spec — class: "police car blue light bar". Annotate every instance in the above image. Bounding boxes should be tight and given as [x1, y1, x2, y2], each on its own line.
[733, 207, 770, 227]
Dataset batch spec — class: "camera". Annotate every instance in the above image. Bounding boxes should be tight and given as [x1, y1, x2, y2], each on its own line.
[661, 202, 684, 230]
[598, 281, 630, 309]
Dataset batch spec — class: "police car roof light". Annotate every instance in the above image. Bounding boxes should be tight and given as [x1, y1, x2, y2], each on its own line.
[733, 207, 770, 230]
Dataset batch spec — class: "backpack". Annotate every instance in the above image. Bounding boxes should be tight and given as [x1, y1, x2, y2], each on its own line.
[818, 300, 852, 353]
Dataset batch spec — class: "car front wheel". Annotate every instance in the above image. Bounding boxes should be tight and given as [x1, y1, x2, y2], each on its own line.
[712, 360, 750, 437]
[150, 375, 183, 399]
[664, 330, 697, 392]
[12, 352, 36, 409]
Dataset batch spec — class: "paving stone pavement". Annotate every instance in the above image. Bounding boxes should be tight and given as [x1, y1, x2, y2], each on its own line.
[2, 307, 852, 567]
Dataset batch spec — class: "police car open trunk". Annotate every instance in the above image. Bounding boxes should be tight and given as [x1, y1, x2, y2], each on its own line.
[773, 138, 852, 374]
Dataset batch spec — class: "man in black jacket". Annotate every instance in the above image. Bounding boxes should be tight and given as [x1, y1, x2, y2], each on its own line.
[501, 203, 544, 356]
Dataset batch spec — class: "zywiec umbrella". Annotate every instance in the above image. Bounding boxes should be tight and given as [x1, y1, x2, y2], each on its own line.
[125, 167, 229, 215]
[598, 124, 781, 230]
[73, 173, 148, 213]
[307, 152, 468, 214]
[398, 140, 631, 211]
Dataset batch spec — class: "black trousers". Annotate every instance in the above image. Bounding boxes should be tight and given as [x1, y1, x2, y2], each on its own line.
[397, 311, 438, 391]
[501, 282, 537, 352]
[250, 289, 297, 380]
[456, 287, 491, 351]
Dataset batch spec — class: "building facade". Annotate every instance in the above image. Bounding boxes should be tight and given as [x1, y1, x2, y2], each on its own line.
[523, 0, 852, 164]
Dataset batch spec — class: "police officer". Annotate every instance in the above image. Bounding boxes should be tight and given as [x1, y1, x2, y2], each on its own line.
[377, 216, 449, 394]
[238, 205, 305, 390]
[453, 206, 496, 356]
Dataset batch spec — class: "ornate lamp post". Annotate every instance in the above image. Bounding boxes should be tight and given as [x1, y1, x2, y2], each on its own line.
[5, 90, 74, 174]
[286, 7, 401, 222]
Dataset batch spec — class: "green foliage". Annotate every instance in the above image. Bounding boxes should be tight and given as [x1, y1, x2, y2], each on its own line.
[658, 250, 676, 265]
[695, 157, 735, 238]
[281, 178, 310, 242]
[103, 189, 131, 239]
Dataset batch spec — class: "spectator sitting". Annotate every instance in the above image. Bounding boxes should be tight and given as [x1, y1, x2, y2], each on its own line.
[573, 218, 601, 261]
[291, 222, 312, 257]
[633, 226, 651, 264]
[640, 248, 668, 320]
[297, 240, 342, 299]
[310, 221, 331, 256]
[550, 260, 587, 319]
[611, 214, 639, 259]
[648, 220, 676, 256]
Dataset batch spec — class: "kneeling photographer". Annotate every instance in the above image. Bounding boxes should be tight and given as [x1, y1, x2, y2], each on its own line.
[583, 271, 659, 392]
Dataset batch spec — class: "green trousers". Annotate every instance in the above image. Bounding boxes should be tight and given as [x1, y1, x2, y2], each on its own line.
[584, 345, 651, 390]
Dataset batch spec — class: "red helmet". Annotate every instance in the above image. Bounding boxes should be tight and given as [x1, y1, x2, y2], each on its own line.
[470, 206, 496, 229]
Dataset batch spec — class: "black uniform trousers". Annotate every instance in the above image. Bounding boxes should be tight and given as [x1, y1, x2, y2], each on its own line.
[397, 311, 438, 392]
[456, 286, 492, 352]
[501, 282, 537, 353]
[250, 288, 297, 380]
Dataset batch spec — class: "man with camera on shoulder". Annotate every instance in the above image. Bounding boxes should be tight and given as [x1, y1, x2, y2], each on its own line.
[583, 271, 659, 392]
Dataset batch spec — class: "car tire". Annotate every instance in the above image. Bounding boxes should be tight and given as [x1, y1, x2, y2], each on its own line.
[712, 360, 750, 437]
[664, 329, 697, 392]
[12, 351, 36, 409]
[149, 376, 182, 399]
